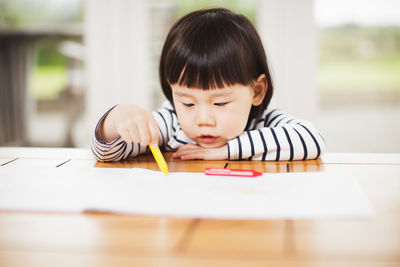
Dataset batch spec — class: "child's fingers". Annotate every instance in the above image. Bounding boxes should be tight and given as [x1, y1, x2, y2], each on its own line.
[119, 128, 133, 143]
[177, 144, 198, 150]
[116, 122, 134, 143]
[147, 120, 159, 147]
[137, 122, 151, 146]
[173, 144, 202, 158]
[178, 149, 205, 160]
[174, 144, 199, 154]
[127, 124, 140, 144]
[173, 144, 227, 160]
[115, 111, 158, 146]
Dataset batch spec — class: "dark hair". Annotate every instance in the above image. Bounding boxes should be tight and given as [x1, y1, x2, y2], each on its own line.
[159, 8, 273, 122]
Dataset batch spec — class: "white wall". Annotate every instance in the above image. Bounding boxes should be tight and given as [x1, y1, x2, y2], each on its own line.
[84, 0, 151, 130]
[256, 0, 317, 119]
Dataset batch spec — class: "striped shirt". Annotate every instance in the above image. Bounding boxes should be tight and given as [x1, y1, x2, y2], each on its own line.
[91, 101, 326, 162]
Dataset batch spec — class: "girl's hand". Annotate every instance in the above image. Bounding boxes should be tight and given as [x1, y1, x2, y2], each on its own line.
[98, 104, 159, 146]
[172, 144, 228, 160]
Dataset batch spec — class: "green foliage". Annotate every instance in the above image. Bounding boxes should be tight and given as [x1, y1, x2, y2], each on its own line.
[318, 56, 400, 91]
[0, 0, 82, 27]
[320, 25, 400, 61]
[36, 41, 67, 66]
[0, 1, 19, 26]
[152, 0, 256, 23]
[319, 25, 400, 91]
[31, 65, 67, 100]
[31, 40, 68, 100]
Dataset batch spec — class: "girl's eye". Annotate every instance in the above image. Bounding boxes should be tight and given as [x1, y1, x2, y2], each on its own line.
[183, 103, 194, 107]
[214, 102, 229, 107]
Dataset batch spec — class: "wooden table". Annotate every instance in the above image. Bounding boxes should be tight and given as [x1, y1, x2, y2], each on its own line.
[0, 147, 399, 267]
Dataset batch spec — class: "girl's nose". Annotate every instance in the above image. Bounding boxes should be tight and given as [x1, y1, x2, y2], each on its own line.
[196, 106, 216, 127]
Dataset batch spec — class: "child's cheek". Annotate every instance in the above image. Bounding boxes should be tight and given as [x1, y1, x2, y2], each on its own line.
[221, 110, 248, 138]
[177, 110, 195, 136]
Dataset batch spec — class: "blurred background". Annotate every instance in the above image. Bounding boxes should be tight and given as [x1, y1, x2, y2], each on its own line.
[0, 0, 399, 153]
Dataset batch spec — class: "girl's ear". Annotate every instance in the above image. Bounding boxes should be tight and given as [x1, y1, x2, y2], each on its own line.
[252, 74, 268, 106]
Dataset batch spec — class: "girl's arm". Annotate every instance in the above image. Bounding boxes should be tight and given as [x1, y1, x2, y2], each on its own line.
[226, 109, 326, 161]
[91, 104, 174, 162]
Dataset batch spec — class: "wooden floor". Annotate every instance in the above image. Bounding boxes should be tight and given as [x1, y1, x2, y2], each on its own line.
[0, 148, 399, 267]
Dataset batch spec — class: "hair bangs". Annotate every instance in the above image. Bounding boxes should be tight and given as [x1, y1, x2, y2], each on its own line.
[159, 8, 274, 122]
[164, 14, 256, 90]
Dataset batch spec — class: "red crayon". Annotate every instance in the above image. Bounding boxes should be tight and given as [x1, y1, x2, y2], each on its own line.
[205, 168, 262, 177]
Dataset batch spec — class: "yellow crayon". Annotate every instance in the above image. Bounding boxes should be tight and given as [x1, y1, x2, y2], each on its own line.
[149, 143, 169, 175]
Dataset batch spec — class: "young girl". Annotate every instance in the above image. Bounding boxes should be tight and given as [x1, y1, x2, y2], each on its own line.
[92, 8, 326, 162]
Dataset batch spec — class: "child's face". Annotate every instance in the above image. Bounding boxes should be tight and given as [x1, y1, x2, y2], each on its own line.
[171, 84, 257, 148]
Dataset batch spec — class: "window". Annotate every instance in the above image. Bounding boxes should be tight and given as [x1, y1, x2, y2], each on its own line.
[315, 0, 400, 152]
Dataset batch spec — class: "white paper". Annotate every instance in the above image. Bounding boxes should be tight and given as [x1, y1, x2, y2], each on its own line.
[0, 158, 14, 166]
[1, 158, 69, 168]
[0, 167, 373, 219]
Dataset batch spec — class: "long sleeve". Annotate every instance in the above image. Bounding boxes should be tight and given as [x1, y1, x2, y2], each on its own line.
[91, 105, 146, 162]
[91, 102, 195, 162]
[91, 103, 175, 162]
[227, 109, 326, 161]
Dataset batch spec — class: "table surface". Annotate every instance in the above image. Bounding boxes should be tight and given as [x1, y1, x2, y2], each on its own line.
[0, 147, 400, 267]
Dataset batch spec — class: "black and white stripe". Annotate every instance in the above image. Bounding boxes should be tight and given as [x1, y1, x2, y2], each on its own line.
[91, 102, 326, 162]
[226, 109, 326, 161]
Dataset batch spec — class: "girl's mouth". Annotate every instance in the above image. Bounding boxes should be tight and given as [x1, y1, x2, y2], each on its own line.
[199, 135, 217, 144]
